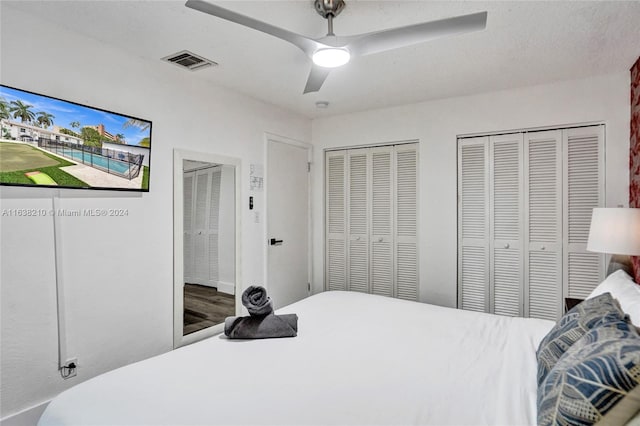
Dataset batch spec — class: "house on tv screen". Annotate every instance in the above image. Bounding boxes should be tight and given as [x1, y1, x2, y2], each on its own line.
[0, 119, 150, 169]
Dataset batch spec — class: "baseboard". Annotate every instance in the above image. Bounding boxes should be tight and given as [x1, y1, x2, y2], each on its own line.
[1, 401, 50, 426]
[217, 281, 235, 295]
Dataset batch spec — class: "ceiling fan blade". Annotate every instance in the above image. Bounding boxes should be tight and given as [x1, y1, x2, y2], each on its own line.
[185, 0, 321, 55]
[303, 66, 332, 94]
[346, 11, 487, 57]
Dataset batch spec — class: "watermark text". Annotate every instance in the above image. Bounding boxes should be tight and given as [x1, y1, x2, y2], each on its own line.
[2, 208, 129, 217]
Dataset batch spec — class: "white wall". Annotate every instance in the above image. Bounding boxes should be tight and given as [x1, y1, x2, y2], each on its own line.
[311, 72, 630, 307]
[0, 6, 310, 421]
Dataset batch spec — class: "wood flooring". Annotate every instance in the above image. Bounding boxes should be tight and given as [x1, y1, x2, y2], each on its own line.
[183, 284, 235, 336]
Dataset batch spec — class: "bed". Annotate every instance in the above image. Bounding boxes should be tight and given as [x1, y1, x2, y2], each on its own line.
[39, 271, 640, 425]
[39, 290, 554, 425]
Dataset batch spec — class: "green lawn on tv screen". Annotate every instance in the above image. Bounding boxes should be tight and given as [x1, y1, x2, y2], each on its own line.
[0, 142, 89, 187]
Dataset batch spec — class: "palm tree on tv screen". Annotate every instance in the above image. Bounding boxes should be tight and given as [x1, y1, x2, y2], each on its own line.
[123, 118, 150, 131]
[0, 97, 10, 120]
[9, 100, 35, 123]
[65, 121, 82, 138]
[36, 111, 55, 129]
[0, 98, 10, 139]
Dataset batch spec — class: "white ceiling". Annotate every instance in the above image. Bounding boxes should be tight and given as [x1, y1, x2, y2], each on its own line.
[3, 1, 640, 118]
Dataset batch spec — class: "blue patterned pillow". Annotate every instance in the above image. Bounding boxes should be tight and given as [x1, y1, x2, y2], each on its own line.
[536, 293, 627, 386]
[537, 320, 640, 426]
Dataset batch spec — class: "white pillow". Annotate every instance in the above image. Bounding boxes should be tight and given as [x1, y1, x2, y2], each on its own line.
[587, 269, 640, 327]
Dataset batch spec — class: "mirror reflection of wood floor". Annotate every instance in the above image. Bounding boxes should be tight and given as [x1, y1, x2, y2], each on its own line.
[184, 284, 235, 335]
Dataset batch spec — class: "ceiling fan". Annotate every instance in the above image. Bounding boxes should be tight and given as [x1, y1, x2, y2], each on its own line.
[185, 0, 487, 94]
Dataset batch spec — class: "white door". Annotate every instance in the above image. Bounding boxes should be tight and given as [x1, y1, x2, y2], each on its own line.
[394, 144, 419, 300]
[457, 125, 604, 321]
[267, 138, 311, 309]
[347, 149, 369, 293]
[490, 133, 523, 316]
[325, 151, 347, 291]
[192, 170, 211, 285]
[184, 171, 196, 283]
[324, 144, 419, 300]
[184, 167, 222, 287]
[457, 137, 490, 311]
[370, 146, 393, 297]
[524, 130, 562, 320]
[562, 125, 605, 299]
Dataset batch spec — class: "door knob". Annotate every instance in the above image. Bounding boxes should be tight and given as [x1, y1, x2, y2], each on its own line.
[270, 238, 283, 246]
[504, 243, 510, 249]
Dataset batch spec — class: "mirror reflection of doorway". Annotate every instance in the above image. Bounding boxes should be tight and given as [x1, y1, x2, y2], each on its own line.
[182, 160, 235, 336]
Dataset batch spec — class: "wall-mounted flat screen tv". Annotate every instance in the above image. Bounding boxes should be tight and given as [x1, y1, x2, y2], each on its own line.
[0, 84, 151, 192]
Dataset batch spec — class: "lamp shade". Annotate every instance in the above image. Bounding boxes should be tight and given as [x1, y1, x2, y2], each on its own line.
[587, 208, 640, 255]
[312, 48, 350, 68]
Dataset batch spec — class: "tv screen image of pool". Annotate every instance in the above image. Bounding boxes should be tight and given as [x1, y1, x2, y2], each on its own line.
[0, 85, 152, 192]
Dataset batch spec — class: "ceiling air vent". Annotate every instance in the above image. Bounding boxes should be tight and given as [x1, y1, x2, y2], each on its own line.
[162, 50, 217, 71]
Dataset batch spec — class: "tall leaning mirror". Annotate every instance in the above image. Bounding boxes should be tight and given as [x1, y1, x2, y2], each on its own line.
[173, 149, 242, 348]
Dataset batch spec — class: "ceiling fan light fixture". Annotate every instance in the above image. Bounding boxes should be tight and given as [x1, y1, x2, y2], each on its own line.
[312, 48, 350, 68]
[186, 0, 488, 93]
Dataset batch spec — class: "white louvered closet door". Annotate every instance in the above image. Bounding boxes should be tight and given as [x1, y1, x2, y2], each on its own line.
[325, 144, 419, 300]
[186, 167, 223, 287]
[371, 146, 393, 297]
[207, 169, 221, 286]
[192, 170, 211, 285]
[458, 137, 490, 312]
[563, 126, 605, 299]
[458, 125, 605, 321]
[348, 150, 370, 293]
[326, 151, 347, 291]
[183, 172, 195, 283]
[395, 144, 419, 300]
[525, 130, 563, 320]
[490, 134, 524, 316]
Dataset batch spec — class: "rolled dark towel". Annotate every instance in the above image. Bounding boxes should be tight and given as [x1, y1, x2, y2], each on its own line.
[224, 313, 298, 339]
[242, 286, 273, 316]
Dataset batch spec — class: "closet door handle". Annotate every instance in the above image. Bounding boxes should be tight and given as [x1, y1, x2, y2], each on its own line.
[504, 243, 510, 249]
[270, 238, 283, 246]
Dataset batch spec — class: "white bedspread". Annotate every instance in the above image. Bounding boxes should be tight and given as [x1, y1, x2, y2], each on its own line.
[39, 291, 554, 425]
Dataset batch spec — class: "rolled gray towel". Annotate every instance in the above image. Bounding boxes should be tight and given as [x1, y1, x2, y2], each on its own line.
[224, 313, 298, 339]
[242, 286, 273, 316]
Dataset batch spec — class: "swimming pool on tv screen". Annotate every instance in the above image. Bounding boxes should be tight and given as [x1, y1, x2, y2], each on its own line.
[62, 149, 131, 175]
